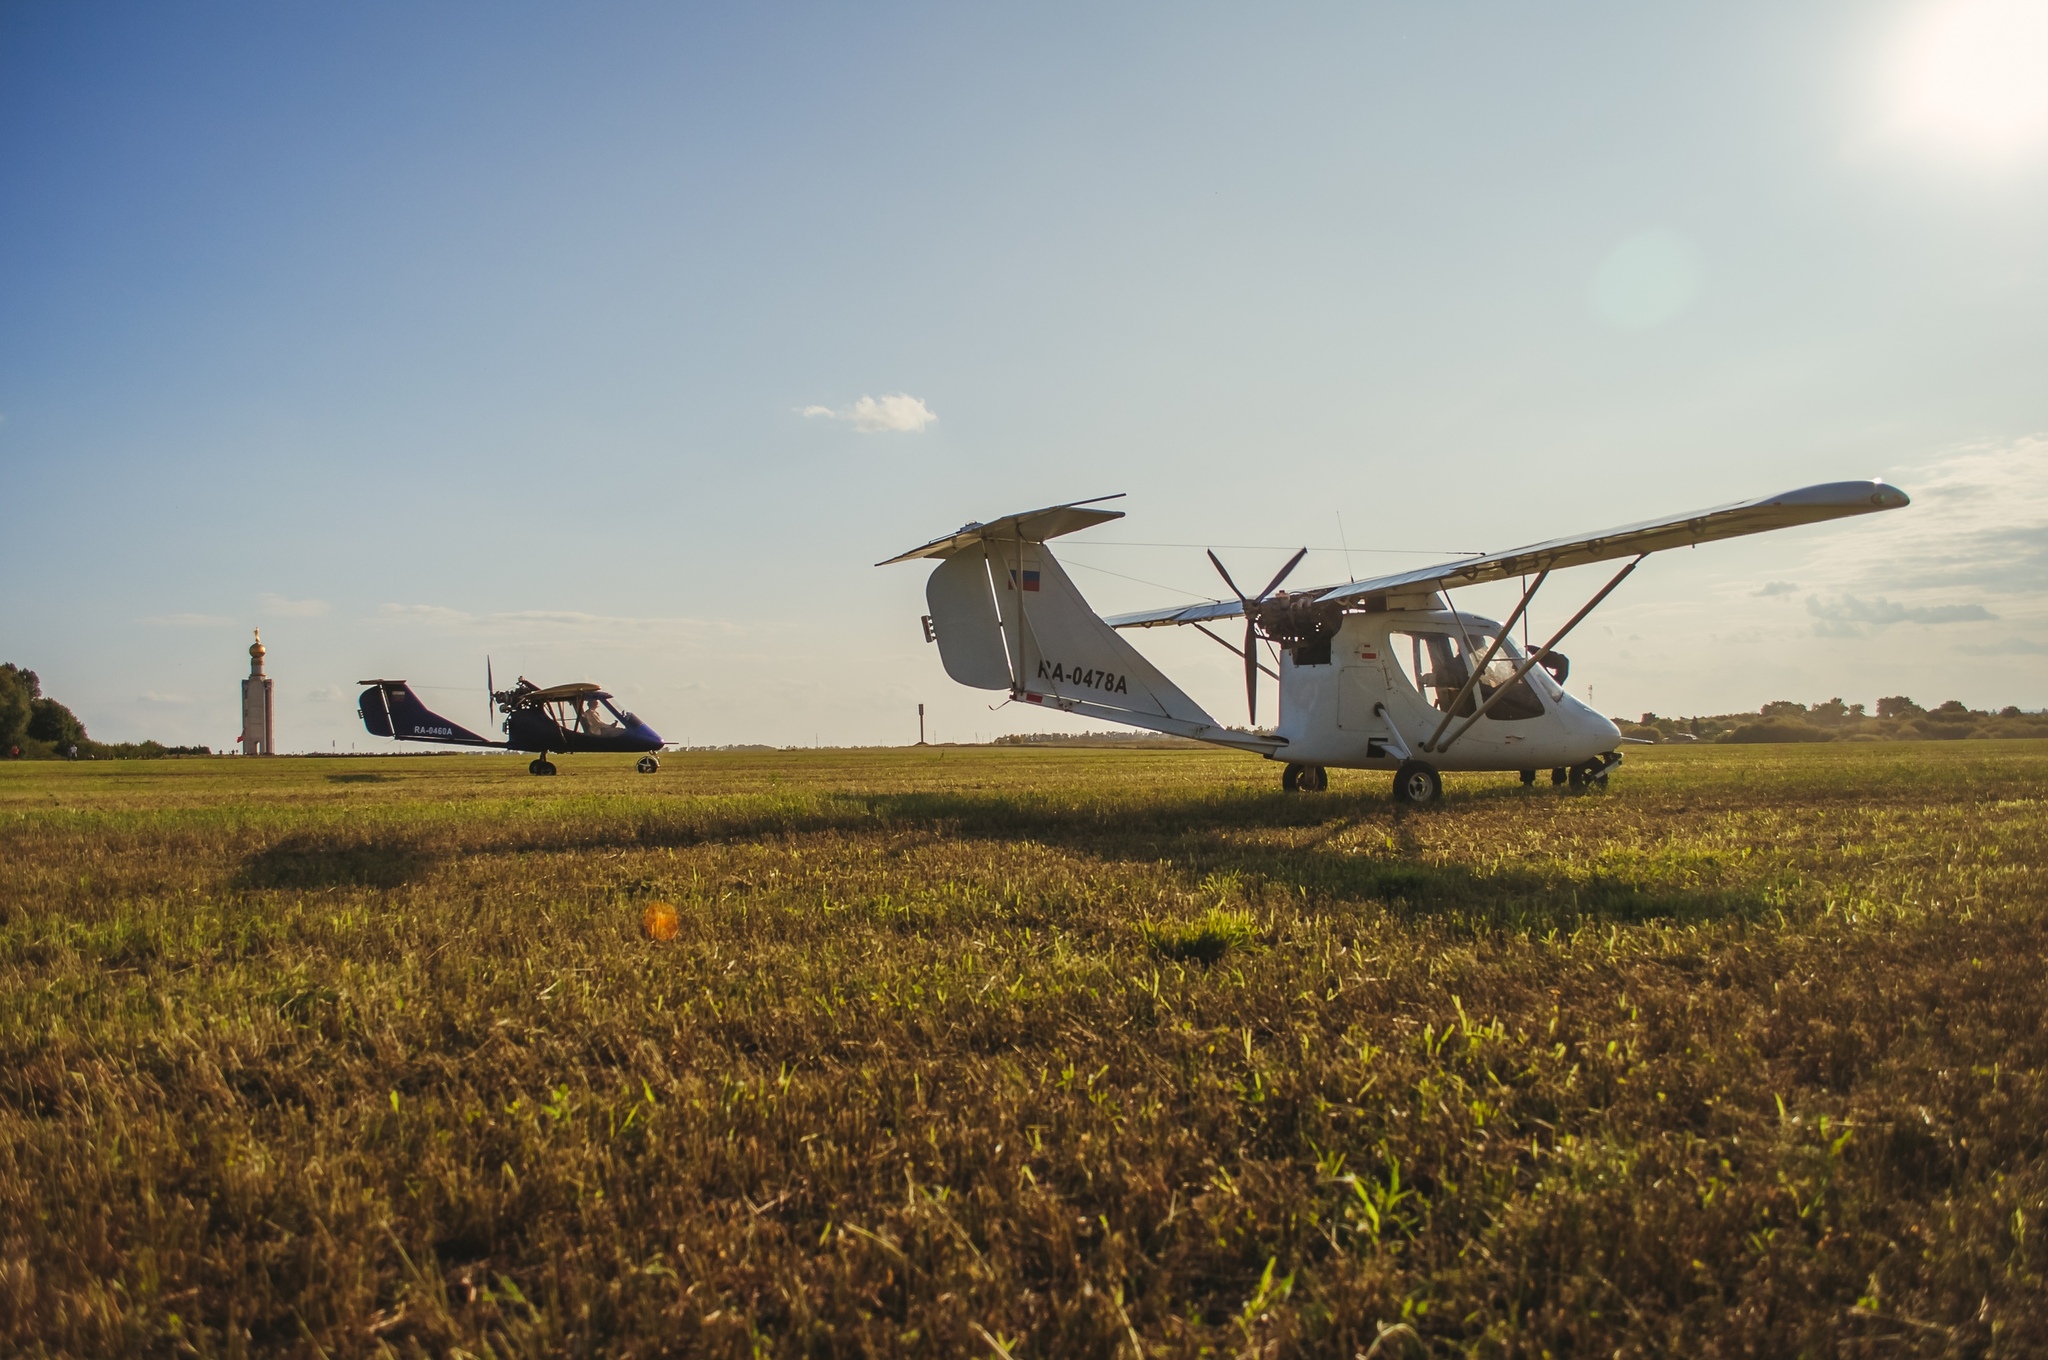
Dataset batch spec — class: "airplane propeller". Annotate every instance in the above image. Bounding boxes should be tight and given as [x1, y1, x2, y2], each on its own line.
[1206, 546, 1307, 726]
[487, 656, 495, 731]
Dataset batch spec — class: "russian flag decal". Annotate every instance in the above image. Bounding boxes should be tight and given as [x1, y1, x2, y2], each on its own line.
[1010, 569, 1041, 592]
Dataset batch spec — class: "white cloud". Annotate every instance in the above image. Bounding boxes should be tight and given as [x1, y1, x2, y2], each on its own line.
[1755, 580, 1798, 596]
[138, 691, 193, 705]
[1807, 592, 1995, 636]
[260, 593, 330, 617]
[802, 392, 937, 433]
[1783, 439, 2048, 642]
[1800, 437, 2048, 597]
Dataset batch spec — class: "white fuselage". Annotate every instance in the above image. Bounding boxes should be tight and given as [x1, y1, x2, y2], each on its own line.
[1273, 609, 1620, 771]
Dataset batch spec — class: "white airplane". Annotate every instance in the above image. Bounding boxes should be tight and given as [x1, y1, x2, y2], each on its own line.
[882, 481, 1910, 804]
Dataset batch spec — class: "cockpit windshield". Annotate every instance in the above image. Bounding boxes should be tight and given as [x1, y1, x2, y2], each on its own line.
[1389, 629, 1547, 721]
[541, 695, 629, 735]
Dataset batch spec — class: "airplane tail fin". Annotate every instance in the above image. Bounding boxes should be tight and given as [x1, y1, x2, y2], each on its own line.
[893, 503, 1279, 752]
[357, 680, 501, 747]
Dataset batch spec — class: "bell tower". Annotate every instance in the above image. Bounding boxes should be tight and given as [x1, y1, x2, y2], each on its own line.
[241, 630, 275, 756]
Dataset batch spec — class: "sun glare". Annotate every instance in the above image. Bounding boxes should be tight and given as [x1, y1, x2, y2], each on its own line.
[1887, 0, 2048, 160]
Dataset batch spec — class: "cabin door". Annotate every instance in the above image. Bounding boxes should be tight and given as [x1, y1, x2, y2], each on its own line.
[1336, 640, 1395, 734]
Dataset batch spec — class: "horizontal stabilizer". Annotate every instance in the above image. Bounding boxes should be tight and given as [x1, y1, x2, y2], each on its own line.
[357, 681, 501, 747]
[879, 495, 1125, 565]
[1110, 480, 1910, 628]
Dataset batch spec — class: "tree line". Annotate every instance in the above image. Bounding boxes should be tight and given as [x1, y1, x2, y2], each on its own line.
[0, 664, 209, 759]
[1619, 696, 2048, 744]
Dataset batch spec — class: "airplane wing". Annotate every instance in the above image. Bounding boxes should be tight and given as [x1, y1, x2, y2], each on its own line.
[878, 495, 1126, 565]
[520, 682, 606, 703]
[1106, 480, 1910, 628]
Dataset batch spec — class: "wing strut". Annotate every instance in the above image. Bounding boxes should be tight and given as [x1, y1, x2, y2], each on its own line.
[1421, 569, 1549, 753]
[1192, 624, 1279, 681]
[1429, 555, 1645, 755]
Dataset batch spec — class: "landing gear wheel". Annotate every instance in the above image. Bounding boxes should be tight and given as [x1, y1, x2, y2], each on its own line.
[1519, 768, 1537, 787]
[1283, 763, 1329, 792]
[1391, 760, 1442, 807]
[1551, 767, 1569, 787]
[528, 758, 557, 776]
[636, 755, 660, 774]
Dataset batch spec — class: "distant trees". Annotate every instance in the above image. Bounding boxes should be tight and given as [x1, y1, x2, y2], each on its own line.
[1, 664, 39, 750]
[2, 664, 87, 751]
[1629, 694, 2045, 745]
[28, 696, 86, 747]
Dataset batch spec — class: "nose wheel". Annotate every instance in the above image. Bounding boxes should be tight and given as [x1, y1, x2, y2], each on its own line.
[1567, 758, 1612, 790]
[527, 758, 557, 776]
[1281, 762, 1327, 792]
[636, 755, 660, 774]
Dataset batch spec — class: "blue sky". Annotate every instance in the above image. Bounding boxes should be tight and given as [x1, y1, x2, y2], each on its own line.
[3, 1, 2045, 749]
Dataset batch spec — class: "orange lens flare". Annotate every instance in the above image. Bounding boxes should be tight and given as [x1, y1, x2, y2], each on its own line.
[640, 901, 680, 942]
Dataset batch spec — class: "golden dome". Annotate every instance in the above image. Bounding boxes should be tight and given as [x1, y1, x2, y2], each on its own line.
[250, 629, 265, 659]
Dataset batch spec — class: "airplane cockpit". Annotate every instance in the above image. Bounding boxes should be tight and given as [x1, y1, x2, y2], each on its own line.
[1388, 624, 1558, 721]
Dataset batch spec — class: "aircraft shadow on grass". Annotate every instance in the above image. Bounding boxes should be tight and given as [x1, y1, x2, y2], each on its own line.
[229, 785, 1769, 929]
[235, 834, 437, 891]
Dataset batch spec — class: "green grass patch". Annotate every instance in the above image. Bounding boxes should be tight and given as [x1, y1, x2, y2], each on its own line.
[1144, 906, 1258, 964]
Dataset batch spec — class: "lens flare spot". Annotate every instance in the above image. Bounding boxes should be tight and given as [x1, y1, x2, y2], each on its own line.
[1591, 230, 1704, 332]
[641, 901, 680, 942]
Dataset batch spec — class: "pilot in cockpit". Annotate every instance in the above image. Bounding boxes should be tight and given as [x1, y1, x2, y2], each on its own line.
[580, 698, 619, 736]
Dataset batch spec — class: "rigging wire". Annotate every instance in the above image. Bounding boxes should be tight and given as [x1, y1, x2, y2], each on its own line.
[1056, 555, 1219, 601]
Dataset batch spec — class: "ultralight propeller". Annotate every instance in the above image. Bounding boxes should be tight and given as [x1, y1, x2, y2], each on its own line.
[1206, 546, 1307, 725]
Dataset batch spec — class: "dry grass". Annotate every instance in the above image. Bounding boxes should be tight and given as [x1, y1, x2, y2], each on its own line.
[1, 742, 2043, 1357]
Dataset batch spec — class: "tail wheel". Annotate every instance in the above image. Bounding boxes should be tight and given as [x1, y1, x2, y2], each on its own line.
[1282, 763, 1329, 792]
[637, 756, 660, 774]
[1391, 760, 1441, 806]
[528, 758, 557, 776]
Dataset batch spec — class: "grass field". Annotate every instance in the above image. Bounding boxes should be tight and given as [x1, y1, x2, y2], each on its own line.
[2, 743, 2043, 1358]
